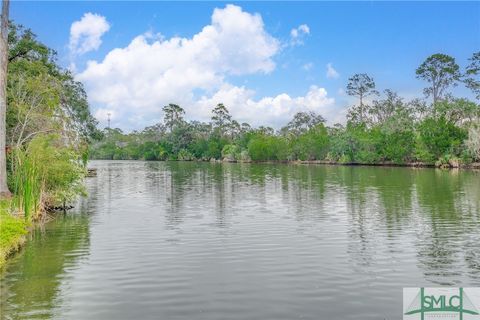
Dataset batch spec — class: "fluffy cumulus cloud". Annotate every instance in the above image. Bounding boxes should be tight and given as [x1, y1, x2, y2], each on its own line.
[194, 85, 336, 128]
[326, 63, 339, 79]
[76, 5, 336, 130]
[69, 13, 110, 55]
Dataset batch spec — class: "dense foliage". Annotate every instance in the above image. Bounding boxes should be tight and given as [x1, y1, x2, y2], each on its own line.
[5, 22, 100, 217]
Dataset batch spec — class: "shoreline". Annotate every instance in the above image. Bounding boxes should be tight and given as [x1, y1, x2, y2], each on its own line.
[0, 207, 28, 269]
[287, 160, 480, 170]
[0, 206, 74, 270]
[0, 201, 74, 270]
[91, 158, 480, 170]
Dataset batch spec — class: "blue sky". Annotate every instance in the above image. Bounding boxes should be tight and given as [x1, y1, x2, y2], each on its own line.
[11, 1, 480, 130]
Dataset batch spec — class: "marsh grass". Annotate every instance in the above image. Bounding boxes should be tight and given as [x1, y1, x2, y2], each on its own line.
[11, 149, 43, 221]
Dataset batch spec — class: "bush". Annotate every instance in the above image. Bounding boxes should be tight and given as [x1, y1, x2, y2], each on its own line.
[417, 116, 467, 162]
[338, 154, 352, 164]
[207, 140, 222, 160]
[239, 150, 251, 162]
[248, 134, 288, 161]
[10, 134, 86, 217]
[380, 129, 415, 163]
[143, 150, 157, 161]
[289, 124, 329, 160]
[221, 144, 240, 161]
[177, 149, 194, 161]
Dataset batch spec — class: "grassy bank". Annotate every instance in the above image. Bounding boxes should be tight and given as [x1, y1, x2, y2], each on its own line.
[0, 200, 28, 269]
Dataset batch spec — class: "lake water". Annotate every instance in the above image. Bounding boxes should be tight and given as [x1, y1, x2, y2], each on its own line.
[1, 161, 480, 319]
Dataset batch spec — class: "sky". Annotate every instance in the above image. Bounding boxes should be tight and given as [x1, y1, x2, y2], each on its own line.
[10, 1, 480, 131]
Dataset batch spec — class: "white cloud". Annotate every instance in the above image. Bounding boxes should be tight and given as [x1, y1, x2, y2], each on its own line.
[195, 85, 336, 128]
[290, 24, 310, 38]
[76, 6, 338, 130]
[290, 24, 310, 46]
[302, 62, 314, 71]
[326, 63, 340, 79]
[69, 13, 110, 55]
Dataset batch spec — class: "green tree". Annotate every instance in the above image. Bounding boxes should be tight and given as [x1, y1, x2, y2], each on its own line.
[162, 103, 185, 132]
[7, 71, 60, 148]
[416, 53, 461, 105]
[465, 52, 480, 100]
[416, 116, 467, 161]
[8, 23, 52, 66]
[434, 98, 479, 126]
[281, 111, 325, 136]
[206, 139, 222, 159]
[221, 144, 240, 161]
[168, 123, 193, 155]
[367, 90, 411, 126]
[366, 90, 416, 162]
[328, 123, 383, 164]
[228, 119, 241, 140]
[290, 123, 329, 160]
[248, 133, 288, 161]
[211, 103, 232, 136]
[5, 21, 100, 162]
[379, 129, 415, 163]
[240, 122, 252, 134]
[60, 73, 101, 143]
[141, 123, 166, 141]
[327, 124, 355, 163]
[346, 73, 378, 122]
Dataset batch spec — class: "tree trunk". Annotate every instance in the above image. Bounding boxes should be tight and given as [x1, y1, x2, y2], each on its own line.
[0, 0, 10, 198]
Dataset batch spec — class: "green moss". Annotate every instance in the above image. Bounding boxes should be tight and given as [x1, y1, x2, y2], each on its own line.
[0, 200, 28, 269]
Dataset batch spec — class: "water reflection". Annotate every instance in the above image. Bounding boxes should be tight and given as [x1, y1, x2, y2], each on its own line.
[0, 214, 91, 319]
[1, 161, 479, 320]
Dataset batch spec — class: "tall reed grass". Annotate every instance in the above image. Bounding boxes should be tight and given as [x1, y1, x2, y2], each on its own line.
[11, 149, 43, 221]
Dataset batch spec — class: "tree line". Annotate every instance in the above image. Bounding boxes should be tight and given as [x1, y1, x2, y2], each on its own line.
[91, 51, 480, 167]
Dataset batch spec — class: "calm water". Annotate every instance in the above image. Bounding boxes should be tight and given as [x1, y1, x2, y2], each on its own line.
[1, 161, 480, 319]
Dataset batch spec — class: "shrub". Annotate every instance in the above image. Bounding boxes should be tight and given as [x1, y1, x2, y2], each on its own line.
[417, 116, 467, 161]
[380, 129, 415, 163]
[221, 144, 240, 161]
[177, 149, 194, 161]
[10, 134, 86, 218]
[248, 134, 288, 161]
[289, 124, 329, 161]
